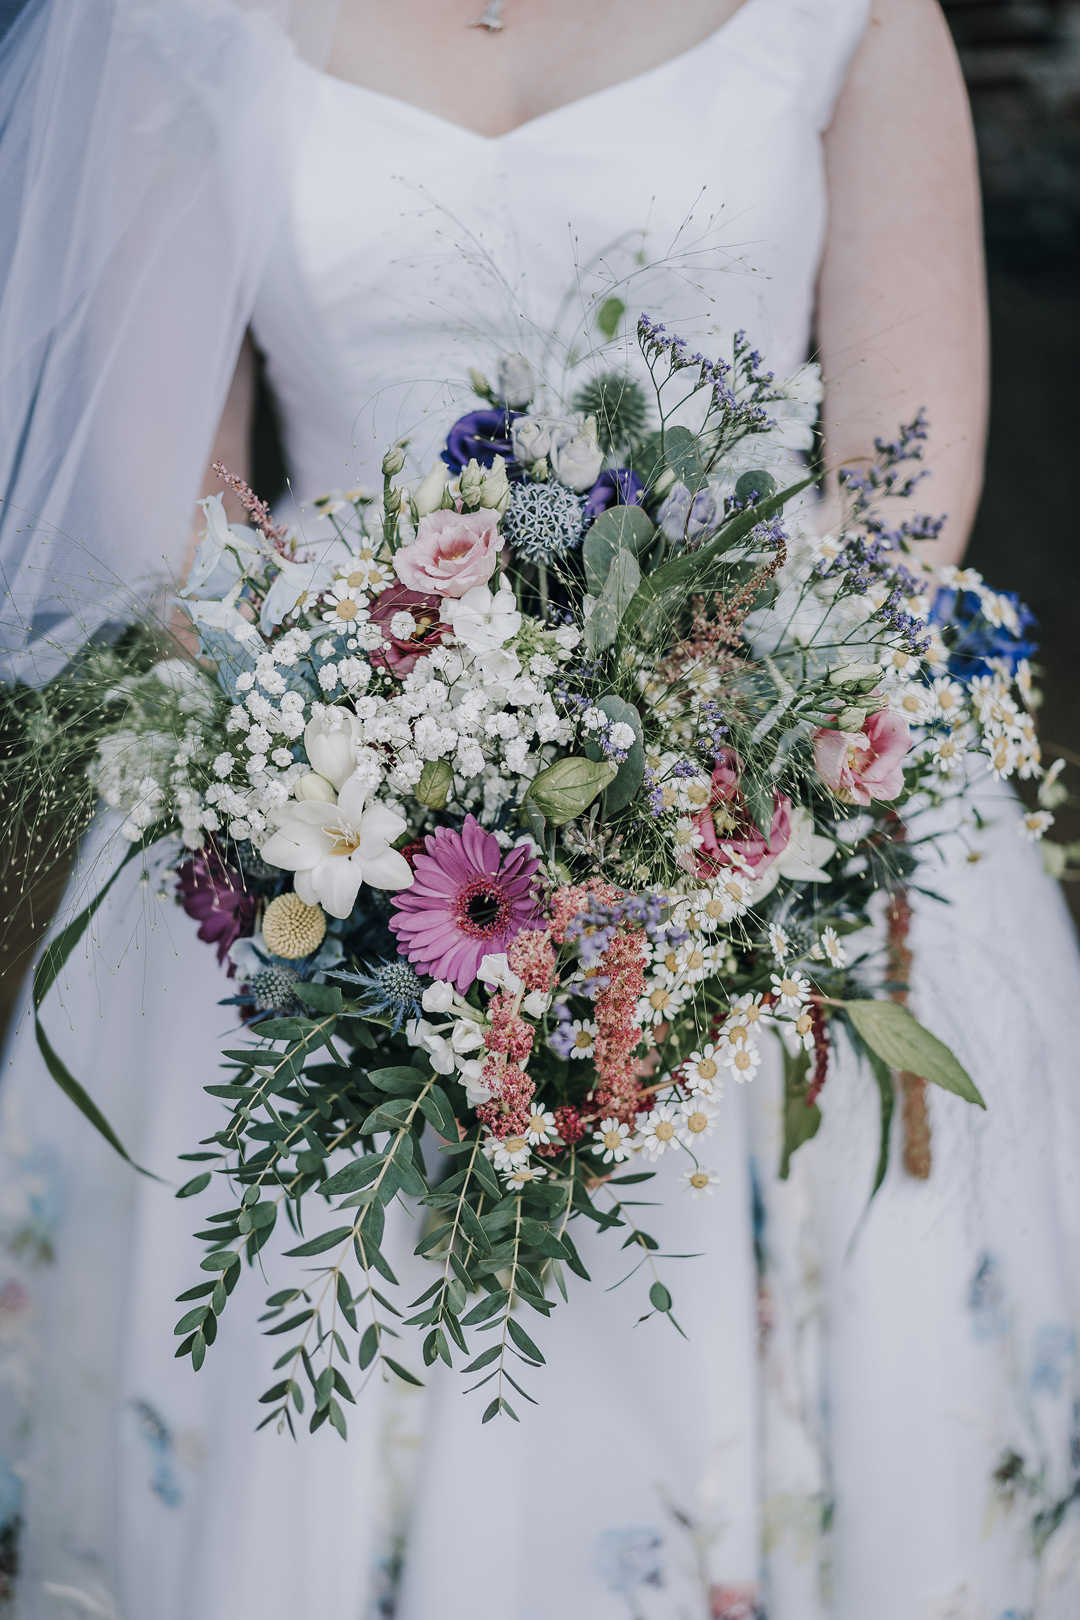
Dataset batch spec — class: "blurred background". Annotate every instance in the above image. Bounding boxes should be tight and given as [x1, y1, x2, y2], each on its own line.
[942, 0, 1080, 916]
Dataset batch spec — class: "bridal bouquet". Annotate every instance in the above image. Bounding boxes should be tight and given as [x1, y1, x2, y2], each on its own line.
[16, 317, 1069, 1434]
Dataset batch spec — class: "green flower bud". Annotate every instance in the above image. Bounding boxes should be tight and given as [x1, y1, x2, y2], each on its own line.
[381, 445, 406, 477]
[414, 758, 454, 810]
[525, 756, 618, 826]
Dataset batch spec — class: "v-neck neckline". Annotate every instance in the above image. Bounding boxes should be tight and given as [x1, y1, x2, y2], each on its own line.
[317, 0, 761, 144]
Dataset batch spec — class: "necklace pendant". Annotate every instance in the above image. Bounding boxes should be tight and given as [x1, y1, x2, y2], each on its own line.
[469, 0, 506, 29]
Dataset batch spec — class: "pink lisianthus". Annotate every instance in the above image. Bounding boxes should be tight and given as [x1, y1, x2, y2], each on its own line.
[393, 508, 502, 598]
[812, 709, 912, 805]
[691, 749, 792, 879]
[367, 583, 445, 676]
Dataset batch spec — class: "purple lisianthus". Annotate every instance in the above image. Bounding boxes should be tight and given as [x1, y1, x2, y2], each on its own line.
[583, 468, 645, 523]
[175, 847, 258, 973]
[441, 409, 521, 475]
[657, 480, 718, 545]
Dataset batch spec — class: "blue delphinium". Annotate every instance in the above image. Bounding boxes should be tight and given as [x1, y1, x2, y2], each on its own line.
[931, 586, 1038, 681]
[333, 958, 425, 1033]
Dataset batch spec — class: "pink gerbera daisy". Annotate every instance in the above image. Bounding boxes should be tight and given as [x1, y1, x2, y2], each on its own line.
[389, 816, 541, 993]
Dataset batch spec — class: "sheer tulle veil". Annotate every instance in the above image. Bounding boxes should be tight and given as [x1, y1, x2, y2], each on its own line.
[0, 0, 340, 683]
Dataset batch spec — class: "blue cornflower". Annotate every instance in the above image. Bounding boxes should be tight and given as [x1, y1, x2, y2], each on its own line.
[333, 958, 425, 1033]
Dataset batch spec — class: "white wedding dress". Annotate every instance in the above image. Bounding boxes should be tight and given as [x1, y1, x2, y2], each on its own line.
[4, 2, 1080, 1617]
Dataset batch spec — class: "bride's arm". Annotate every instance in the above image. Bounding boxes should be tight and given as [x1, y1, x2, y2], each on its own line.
[817, 0, 988, 566]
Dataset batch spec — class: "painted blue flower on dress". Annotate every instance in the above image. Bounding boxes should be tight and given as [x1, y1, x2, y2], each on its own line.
[930, 586, 1038, 680]
[594, 1527, 664, 1594]
[1029, 1324, 1076, 1398]
[968, 1253, 1009, 1340]
[129, 1400, 182, 1507]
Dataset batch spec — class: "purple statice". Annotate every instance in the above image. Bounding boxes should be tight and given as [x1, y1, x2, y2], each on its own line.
[565, 890, 685, 968]
[696, 699, 730, 764]
[175, 847, 257, 972]
[643, 766, 665, 817]
[583, 468, 645, 523]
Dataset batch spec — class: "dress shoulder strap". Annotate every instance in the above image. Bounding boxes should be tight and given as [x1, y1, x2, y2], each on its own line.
[726, 0, 872, 131]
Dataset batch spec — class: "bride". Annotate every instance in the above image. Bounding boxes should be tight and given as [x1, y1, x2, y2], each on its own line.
[2, 0, 1079, 1616]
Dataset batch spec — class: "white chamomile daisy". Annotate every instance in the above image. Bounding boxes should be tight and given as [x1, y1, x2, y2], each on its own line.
[320, 580, 370, 628]
[884, 647, 919, 682]
[929, 730, 967, 775]
[767, 922, 790, 963]
[503, 1163, 548, 1190]
[677, 1095, 718, 1145]
[819, 926, 846, 968]
[592, 1118, 634, 1164]
[793, 1008, 816, 1051]
[770, 971, 811, 1010]
[567, 1018, 597, 1059]
[485, 1134, 531, 1171]
[683, 1044, 724, 1095]
[1018, 810, 1054, 843]
[637, 983, 687, 1027]
[931, 677, 966, 724]
[890, 683, 935, 725]
[987, 733, 1019, 781]
[723, 1042, 761, 1084]
[639, 1104, 682, 1159]
[723, 994, 764, 1039]
[672, 815, 705, 861]
[524, 1104, 558, 1145]
[680, 1165, 720, 1198]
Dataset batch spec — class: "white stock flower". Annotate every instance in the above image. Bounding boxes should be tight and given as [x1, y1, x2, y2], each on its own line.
[261, 776, 412, 919]
[478, 952, 523, 993]
[421, 980, 456, 1014]
[405, 1018, 456, 1075]
[443, 578, 522, 655]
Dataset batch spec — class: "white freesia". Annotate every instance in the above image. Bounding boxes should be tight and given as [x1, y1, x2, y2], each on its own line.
[456, 1057, 492, 1107]
[182, 493, 263, 599]
[442, 577, 522, 654]
[449, 1018, 486, 1055]
[521, 990, 552, 1017]
[260, 775, 412, 919]
[183, 578, 259, 646]
[303, 710, 364, 791]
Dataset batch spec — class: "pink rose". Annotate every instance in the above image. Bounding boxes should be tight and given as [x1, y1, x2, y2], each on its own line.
[692, 749, 792, 879]
[393, 508, 501, 598]
[368, 584, 446, 677]
[812, 709, 912, 806]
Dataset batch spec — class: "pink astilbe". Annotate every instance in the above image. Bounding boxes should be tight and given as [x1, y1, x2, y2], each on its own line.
[484, 991, 535, 1066]
[476, 1064, 535, 1141]
[590, 929, 649, 1122]
[507, 927, 557, 993]
[211, 461, 288, 542]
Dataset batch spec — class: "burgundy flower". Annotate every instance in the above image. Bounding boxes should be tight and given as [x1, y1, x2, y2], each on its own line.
[174, 847, 257, 972]
[368, 583, 447, 677]
[388, 815, 541, 992]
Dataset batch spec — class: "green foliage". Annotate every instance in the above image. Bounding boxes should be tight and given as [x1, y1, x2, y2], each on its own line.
[525, 756, 617, 825]
[843, 999, 985, 1107]
[778, 1041, 821, 1180]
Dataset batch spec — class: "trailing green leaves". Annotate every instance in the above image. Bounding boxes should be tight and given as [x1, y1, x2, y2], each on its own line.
[842, 999, 985, 1107]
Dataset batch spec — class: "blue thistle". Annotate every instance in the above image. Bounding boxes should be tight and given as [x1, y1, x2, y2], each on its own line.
[333, 958, 425, 1033]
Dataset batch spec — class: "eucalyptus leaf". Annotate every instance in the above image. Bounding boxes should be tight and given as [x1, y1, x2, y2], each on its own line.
[843, 999, 985, 1108]
[583, 546, 641, 653]
[414, 757, 454, 810]
[582, 505, 655, 594]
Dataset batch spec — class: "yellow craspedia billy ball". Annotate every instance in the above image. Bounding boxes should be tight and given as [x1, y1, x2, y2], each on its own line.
[261, 893, 327, 960]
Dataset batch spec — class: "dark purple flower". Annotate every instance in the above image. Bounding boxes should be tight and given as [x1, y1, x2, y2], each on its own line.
[175, 847, 257, 973]
[583, 468, 645, 522]
[441, 409, 521, 475]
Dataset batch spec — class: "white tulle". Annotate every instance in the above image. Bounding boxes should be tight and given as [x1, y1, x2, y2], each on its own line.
[0, 0, 336, 684]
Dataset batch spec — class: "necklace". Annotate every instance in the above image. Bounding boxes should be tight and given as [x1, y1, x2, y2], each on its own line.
[469, 0, 506, 29]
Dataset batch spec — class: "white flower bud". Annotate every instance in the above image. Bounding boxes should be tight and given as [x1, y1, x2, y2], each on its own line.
[413, 461, 448, 518]
[293, 772, 337, 803]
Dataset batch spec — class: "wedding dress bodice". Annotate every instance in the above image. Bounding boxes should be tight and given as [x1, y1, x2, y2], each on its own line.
[252, 0, 870, 503]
